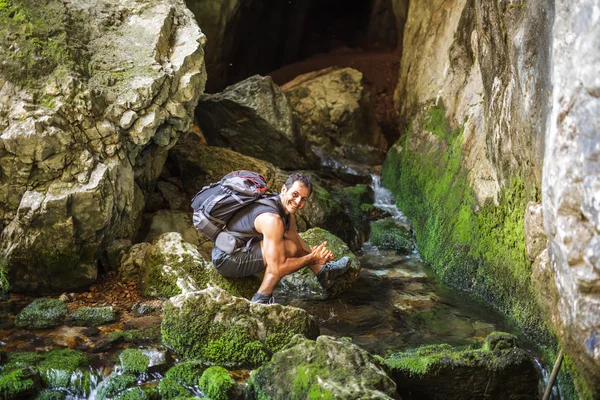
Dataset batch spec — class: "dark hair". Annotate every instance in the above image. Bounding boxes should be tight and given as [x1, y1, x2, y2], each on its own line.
[284, 173, 313, 195]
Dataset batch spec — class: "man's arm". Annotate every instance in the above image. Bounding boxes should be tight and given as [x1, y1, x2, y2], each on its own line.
[284, 215, 312, 255]
[255, 213, 329, 278]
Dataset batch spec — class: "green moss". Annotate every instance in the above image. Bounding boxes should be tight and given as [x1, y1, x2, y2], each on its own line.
[70, 306, 116, 326]
[118, 349, 150, 375]
[0, 257, 9, 298]
[2, 352, 45, 372]
[199, 366, 235, 400]
[164, 360, 205, 387]
[300, 228, 356, 264]
[203, 328, 269, 368]
[107, 327, 162, 344]
[41, 250, 80, 275]
[96, 374, 137, 400]
[291, 365, 335, 400]
[158, 377, 190, 400]
[381, 104, 548, 342]
[0, 367, 39, 399]
[37, 349, 90, 388]
[0, 0, 91, 89]
[36, 390, 66, 400]
[369, 218, 413, 253]
[14, 298, 67, 329]
[334, 184, 374, 232]
[114, 387, 149, 400]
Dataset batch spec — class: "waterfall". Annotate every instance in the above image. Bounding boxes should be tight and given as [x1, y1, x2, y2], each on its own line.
[370, 175, 410, 224]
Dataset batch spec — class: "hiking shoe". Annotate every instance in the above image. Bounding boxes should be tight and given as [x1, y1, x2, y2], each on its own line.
[317, 256, 351, 290]
[251, 292, 275, 305]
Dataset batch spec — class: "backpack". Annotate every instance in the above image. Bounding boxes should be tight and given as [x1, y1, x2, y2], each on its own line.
[191, 170, 281, 254]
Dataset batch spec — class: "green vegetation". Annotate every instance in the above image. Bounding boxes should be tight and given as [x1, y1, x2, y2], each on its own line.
[36, 390, 66, 400]
[369, 218, 413, 253]
[334, 184, 374, 232]
[14, 298, 67, 329]
[164, 360, 205, 387]
[158, 377, 190, 399]
[199, 366, 236, 400]
[202, 327, 269, 367]
[118, 349, 150, 375]
[96, 374, 137, 400]
[107, 327, 162, 344]
[0, 0, 91, 89]
[0, 367, 39, 399]
[70, 306, 116, 326]
[0, 257, 9, 299]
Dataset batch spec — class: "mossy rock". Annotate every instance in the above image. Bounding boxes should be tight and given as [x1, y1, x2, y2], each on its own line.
[333, 184, 375, 235]
[14, 298, 67, 329]
[70, 306, 117, 326]
[369, 218, 413, 254]
[139, 232, 260, 300]
[164, 360, 206, 388]
[36, 390, 67, 400]
[161, 287, 319, 369]
[158, 376, 190, 399]
[96, 374, 138, 400]
[118, 349, 150, 375]
[249, 335, 396, 399]
[199, 366, 240, 400]
[0, 367, 41, 399]
[280, 228, 360, 297]
[384, 332, 538, 400]
[107, 327, 162, 344]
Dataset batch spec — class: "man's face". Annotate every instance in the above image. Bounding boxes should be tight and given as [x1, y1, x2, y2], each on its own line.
[281, 181, 311, 214]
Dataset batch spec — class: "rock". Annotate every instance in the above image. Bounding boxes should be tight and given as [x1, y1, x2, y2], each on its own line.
[282, 67, 388, 165]
[156, 180, 189, 211]
[130, 301, 162, 316]
[311, 146, 376, 185]
[70, 306, 117, 326]
[370, 218, 414, 254]
[0, 367, 41, 399]
[124, 315, 162, 331]
[138, 232, 260, 299]
[161, 287, 319, 368]
[200, 366, 245, 400]
[524, 202, 546, 261]
[118, 242, 151, 284]
[195, 75, 315, 169]
[103, 239, 132, 272]
[281, 228, 360, 297]
[144, 210, 204, 247]
[385, 332, 539, 400]
[250, 335, 396, 400]
[333, 184, 375, 242]
[118, 348, 164, 374]
[14, 298, 67, 329]
[543, 0, 600, 391]
[0, 0, 207, 294]
[95, 374, 138, 400]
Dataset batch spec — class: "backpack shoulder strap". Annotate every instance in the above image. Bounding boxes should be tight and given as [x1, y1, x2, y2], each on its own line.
[257, 195, 290, 231]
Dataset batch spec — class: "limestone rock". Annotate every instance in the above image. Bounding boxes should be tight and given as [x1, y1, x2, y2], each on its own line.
[543, 0, 600, 390]
[161, 287, 319, 368]
[195, 75, 315, 169]
[103, 239, 132, 272]
[524, 202, 546, 262]
[370, 218, 413, 254]
[144, 210, 204, 247]
[281, 228, 360, 297]
[385, 332, 539, 400]
[0, 0, 207, 294]
[250, 335, 396, 400]
[139, 232, 259, 299]
[283, 67, 388, 165]
[119, 243, 151, 284]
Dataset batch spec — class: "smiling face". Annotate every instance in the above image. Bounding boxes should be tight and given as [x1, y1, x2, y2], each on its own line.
[280, 181, 311, 214]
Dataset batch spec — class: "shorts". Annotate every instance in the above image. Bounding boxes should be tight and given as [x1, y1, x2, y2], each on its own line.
[211, 240, 265, 277]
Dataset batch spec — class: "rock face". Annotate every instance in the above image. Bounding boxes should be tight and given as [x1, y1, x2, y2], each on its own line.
[385, 332, 539, 400]
[161, 287, 319, 368]
[250, 335, 396, 400]
[195, 75, 316, 169]
[0, 0, 206, 294]
[543, 0, 600, 392]
[282, 67, 388, 165]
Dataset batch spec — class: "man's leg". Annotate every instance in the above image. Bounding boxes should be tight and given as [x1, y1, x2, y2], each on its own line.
[256, 238, 300, 295]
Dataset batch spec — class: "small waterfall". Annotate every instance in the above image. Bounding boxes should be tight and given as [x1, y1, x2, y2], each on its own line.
[370, 175, 410, 224]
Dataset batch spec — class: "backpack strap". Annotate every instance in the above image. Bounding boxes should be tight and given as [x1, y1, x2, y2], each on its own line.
[257, 196, 290, 231]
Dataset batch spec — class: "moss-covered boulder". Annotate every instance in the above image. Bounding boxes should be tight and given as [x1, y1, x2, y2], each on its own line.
[70, 306, 116, 326]
[0, 367, 41, 399]
[95, 374, 138, 400]
[36, 390, 67, 400]
[118, 349, 150, 375]
[14, 298, 67, 329]
[164, 360, 206, 388]
[280, 228, 360, 297]
[384, 332, 539, 400]
[161, 287, 319, 369]
[333, 184, 375, 241]
[199, 366, 244, 400]
[370, 218, 414, 254]
[138, 232, 260, 300]
[250, 335, 396, 399]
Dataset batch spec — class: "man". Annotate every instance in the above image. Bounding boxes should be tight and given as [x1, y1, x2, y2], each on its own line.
[211, 173, 350, 304]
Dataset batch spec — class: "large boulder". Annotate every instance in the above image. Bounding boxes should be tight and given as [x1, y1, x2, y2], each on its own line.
[249, 335, 396, 400]
[161, 287, 319, 368]
[138, 232, 260, 299]
[384, 332, 539, 400]
[0, 0, 206, 294]
[282, 67, 388, 165]
[543, 0, 600, 392]
[280, 228, 360, 297]
[195, 75, 316, 169]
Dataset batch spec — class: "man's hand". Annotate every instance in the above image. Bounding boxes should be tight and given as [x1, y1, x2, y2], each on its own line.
[310, 241, 334, 265]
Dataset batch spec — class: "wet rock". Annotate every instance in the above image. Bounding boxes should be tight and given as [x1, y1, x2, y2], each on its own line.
[14, 298, 67, 329]
[130, 301, 162, 316]
[281, 228, 360, 297]
[103, 239, 132, 272]
[144, 210, 203, 247]
[196, 75, 315, 169]
[0, 366, 41, 399]
[0, 0, 207, 295]
[118, 242, 151, 284]
[161, 287, 319, 368]
[82, 327, 100, 337]
[524, 202, 546, 261]
[70, 306, 117, 326]
[124, 315, 162, 331]
[250, 335, 396, 399]
[282, 67, 388, 166]
[312, 147, 375, 185]
[385, 332, 539, 400]
[139, 232, 260, 299]
[200, 366, 245, 400]
[370, 218, 414, 254]
[95, 374, 138, 400]
[118, 348, 167, 374]
[334, 184, 375, 242]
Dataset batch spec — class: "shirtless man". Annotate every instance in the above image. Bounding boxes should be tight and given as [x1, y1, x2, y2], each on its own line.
[211, 173, 350, 304]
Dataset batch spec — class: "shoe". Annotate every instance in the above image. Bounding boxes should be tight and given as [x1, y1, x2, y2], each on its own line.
[251, 292, 275, 305]
[317, 256, 351, 290]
